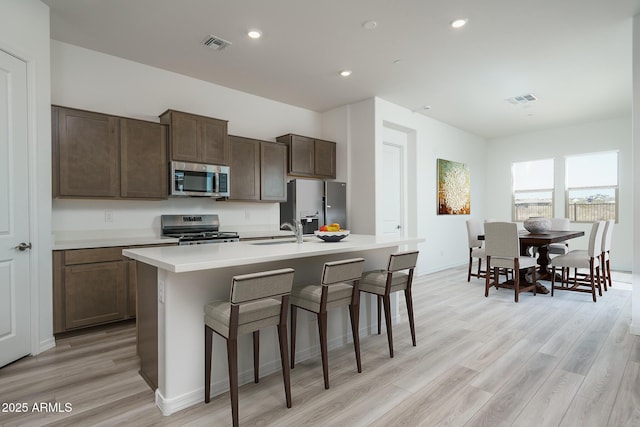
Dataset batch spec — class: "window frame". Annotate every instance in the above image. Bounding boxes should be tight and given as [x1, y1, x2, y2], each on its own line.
[511, 158, 555, 222]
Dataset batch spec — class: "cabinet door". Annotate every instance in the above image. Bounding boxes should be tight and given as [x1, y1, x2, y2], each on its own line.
[168, 111, 200, 162]
[229, 136, 260, 201]
[63, 261, 126, 330]
[261, 141, 287, 201]
[120, 119, 168, 198]
[56, 107, 119, 197]
[200, 117, 229, 165]
[288, 135, 315, 176]
[314, 139, 336, 179]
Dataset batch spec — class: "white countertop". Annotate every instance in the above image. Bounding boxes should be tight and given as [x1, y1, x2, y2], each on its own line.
[53, 229, 179, 250]
[123, 234, 424, 273]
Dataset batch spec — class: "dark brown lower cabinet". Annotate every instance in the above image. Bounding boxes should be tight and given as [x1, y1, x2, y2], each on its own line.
[53, 244, 173, 334]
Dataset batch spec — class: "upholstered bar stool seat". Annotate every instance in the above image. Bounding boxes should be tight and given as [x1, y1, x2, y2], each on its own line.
[359, 250, 419, 358]
[204, 268, 295, 427]
[290, 258, 365, 390]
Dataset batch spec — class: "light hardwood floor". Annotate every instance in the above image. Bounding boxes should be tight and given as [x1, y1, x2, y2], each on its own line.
[2, 266, 639, 426]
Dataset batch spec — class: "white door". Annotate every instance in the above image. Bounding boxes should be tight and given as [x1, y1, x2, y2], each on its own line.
[0, 49, 31, 367]
[381, 142, 404, 236]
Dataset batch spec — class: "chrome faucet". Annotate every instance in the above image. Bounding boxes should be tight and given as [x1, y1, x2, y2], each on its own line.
[281, 220, 304, 243]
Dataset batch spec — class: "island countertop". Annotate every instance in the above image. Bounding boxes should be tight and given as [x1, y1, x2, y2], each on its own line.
[123, 234, 424, 273]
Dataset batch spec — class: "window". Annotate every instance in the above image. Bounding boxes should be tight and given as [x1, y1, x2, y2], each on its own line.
[566, 151, 618, 222]
[512, 159, 554, 221]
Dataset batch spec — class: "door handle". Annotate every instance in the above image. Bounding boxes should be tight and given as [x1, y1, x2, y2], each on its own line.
[396, 225, 402, 229]
[15, 242, 32, 251]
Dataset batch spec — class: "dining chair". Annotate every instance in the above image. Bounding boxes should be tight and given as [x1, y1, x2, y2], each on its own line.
[359, 250, 419, 358]
[548, 218, 571, 255]
[550, 221, 605, 302]
[204, 268, 295, 427]
[484, 222, 537, 303]
[466, 220, 486, 281]
[290, 258, 365, 389]
[600, 219, 615, 291]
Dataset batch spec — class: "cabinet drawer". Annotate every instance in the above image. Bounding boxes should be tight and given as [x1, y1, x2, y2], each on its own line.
[64, 247, 125, 265]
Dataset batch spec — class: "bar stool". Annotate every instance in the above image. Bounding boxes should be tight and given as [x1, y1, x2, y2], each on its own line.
[204, 268, 295, 427]
[290, 258, 365, 389]
[359, 251, 419, 358]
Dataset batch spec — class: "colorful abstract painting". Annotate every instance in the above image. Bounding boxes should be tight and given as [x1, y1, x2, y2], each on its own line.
[437, 159, 470, 215]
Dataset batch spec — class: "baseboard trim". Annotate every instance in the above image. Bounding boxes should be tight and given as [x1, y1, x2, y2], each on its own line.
[38, 336, 56, 354]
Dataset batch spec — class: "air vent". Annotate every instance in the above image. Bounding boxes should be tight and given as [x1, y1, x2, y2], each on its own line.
[203, 35, 232, 50]
[505, 93, 537, 105]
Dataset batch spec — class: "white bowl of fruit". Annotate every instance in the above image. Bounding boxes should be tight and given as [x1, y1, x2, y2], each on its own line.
[314, 224, 350, 242]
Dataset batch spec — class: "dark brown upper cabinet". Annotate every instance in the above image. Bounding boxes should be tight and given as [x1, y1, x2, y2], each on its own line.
[120, 119, 168, 199]
[159, 109, 229, 165]
[228, 135, 286, 202]
[53, 106, 120, 197]
[52, 106, 168, 200]
[276, 134, 336, 179]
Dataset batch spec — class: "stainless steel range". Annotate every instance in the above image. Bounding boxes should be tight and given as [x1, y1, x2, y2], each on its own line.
[161, 214, 239, 245]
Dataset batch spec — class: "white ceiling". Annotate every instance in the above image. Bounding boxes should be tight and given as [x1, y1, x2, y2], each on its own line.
[43, 0, 640, 139]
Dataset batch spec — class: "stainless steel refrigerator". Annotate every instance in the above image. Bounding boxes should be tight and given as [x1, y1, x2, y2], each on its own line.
[280, 179, 347, 234]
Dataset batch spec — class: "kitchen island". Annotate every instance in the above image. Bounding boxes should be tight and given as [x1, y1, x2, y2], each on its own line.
[123, 234, 423, 415]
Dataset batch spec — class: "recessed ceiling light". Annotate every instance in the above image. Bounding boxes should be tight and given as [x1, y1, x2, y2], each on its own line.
[423, 105, 432, 110]
[362, 20, 378, 30]
[450, 18, 468, 29]
[340, 70, 352, 77]
[247, 30, 262, 39]
[393, 59, 402, 65]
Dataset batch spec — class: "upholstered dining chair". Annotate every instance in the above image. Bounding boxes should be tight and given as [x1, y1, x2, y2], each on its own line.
[466, 220, 486, 282]
[548, 217, 571, 255]
[204, 268, 295, 427]
[600, 219, 615, 291]
[550, 221, 605, 302]
[484, 222, 537, 303]
[290, 258, 365, 389]
[359, 250, 419, 358]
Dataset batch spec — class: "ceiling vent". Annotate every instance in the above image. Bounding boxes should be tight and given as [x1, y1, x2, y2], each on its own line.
[203, 35, 232, 51]
[505, 93, 537, 105]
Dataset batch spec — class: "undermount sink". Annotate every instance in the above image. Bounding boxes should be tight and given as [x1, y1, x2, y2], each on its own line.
[250, 237, 314, 245]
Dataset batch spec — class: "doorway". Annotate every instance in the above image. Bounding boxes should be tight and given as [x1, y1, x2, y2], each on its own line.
[0, 49, 31, 367]
[382, 126, 408, 236]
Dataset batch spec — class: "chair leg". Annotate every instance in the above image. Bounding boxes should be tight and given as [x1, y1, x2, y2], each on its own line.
[290, 305, 297, 369]
[204, 325, 213, 403]
[348, 303, 362, 373]
[377, 295, 382, 335]
[514, 268, 519, 303]
[484, 263, 491, 297]
[227, 337, 239, 427]
[551, 266, 556, 297]
[467, 255, 473, 282]
[253, 330, 259, 383]
[606, 256, 612, 288]
[382, 295, 394, 358]
[277, 323, 292, 408]
[589, 264, 597, 303]
[318, 311, 330, 389]
[596, 266, 603, 297]
[404, 289, 416, 347]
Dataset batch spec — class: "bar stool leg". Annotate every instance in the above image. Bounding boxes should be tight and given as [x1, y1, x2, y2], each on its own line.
[377, 295, 382, 335]
[382, 295, 394, 358]
[204, 325, 213, 403]
[318, 311, 330, 389]
[348, 302, 362, 373]
[290, 305, 297, 369]
[277, 323, 292, 408]
[253, 331, 259, 383]
[226, 337, 239, 427]
[404, 289, 416, 347]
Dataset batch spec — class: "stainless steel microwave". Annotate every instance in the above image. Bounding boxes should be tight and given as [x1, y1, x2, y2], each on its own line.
[170, 161, 230, 198]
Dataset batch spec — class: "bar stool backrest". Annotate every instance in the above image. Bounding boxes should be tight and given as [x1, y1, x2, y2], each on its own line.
[388, 251, 419, 272]
[230, 268, 295, 304]
[321, 258, 365, 285]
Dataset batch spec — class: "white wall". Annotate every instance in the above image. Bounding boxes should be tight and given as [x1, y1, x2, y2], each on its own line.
[486, 117, 633, 271]
[323, 97, 487, 275]
[50, 41, 325, 233]
[631, 15, 640, 335]
[0, 0, 53, 353]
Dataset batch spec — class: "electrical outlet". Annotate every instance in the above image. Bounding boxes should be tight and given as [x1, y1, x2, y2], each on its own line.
[105, 210, 114, 223]
[158, 281, 165, 303]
